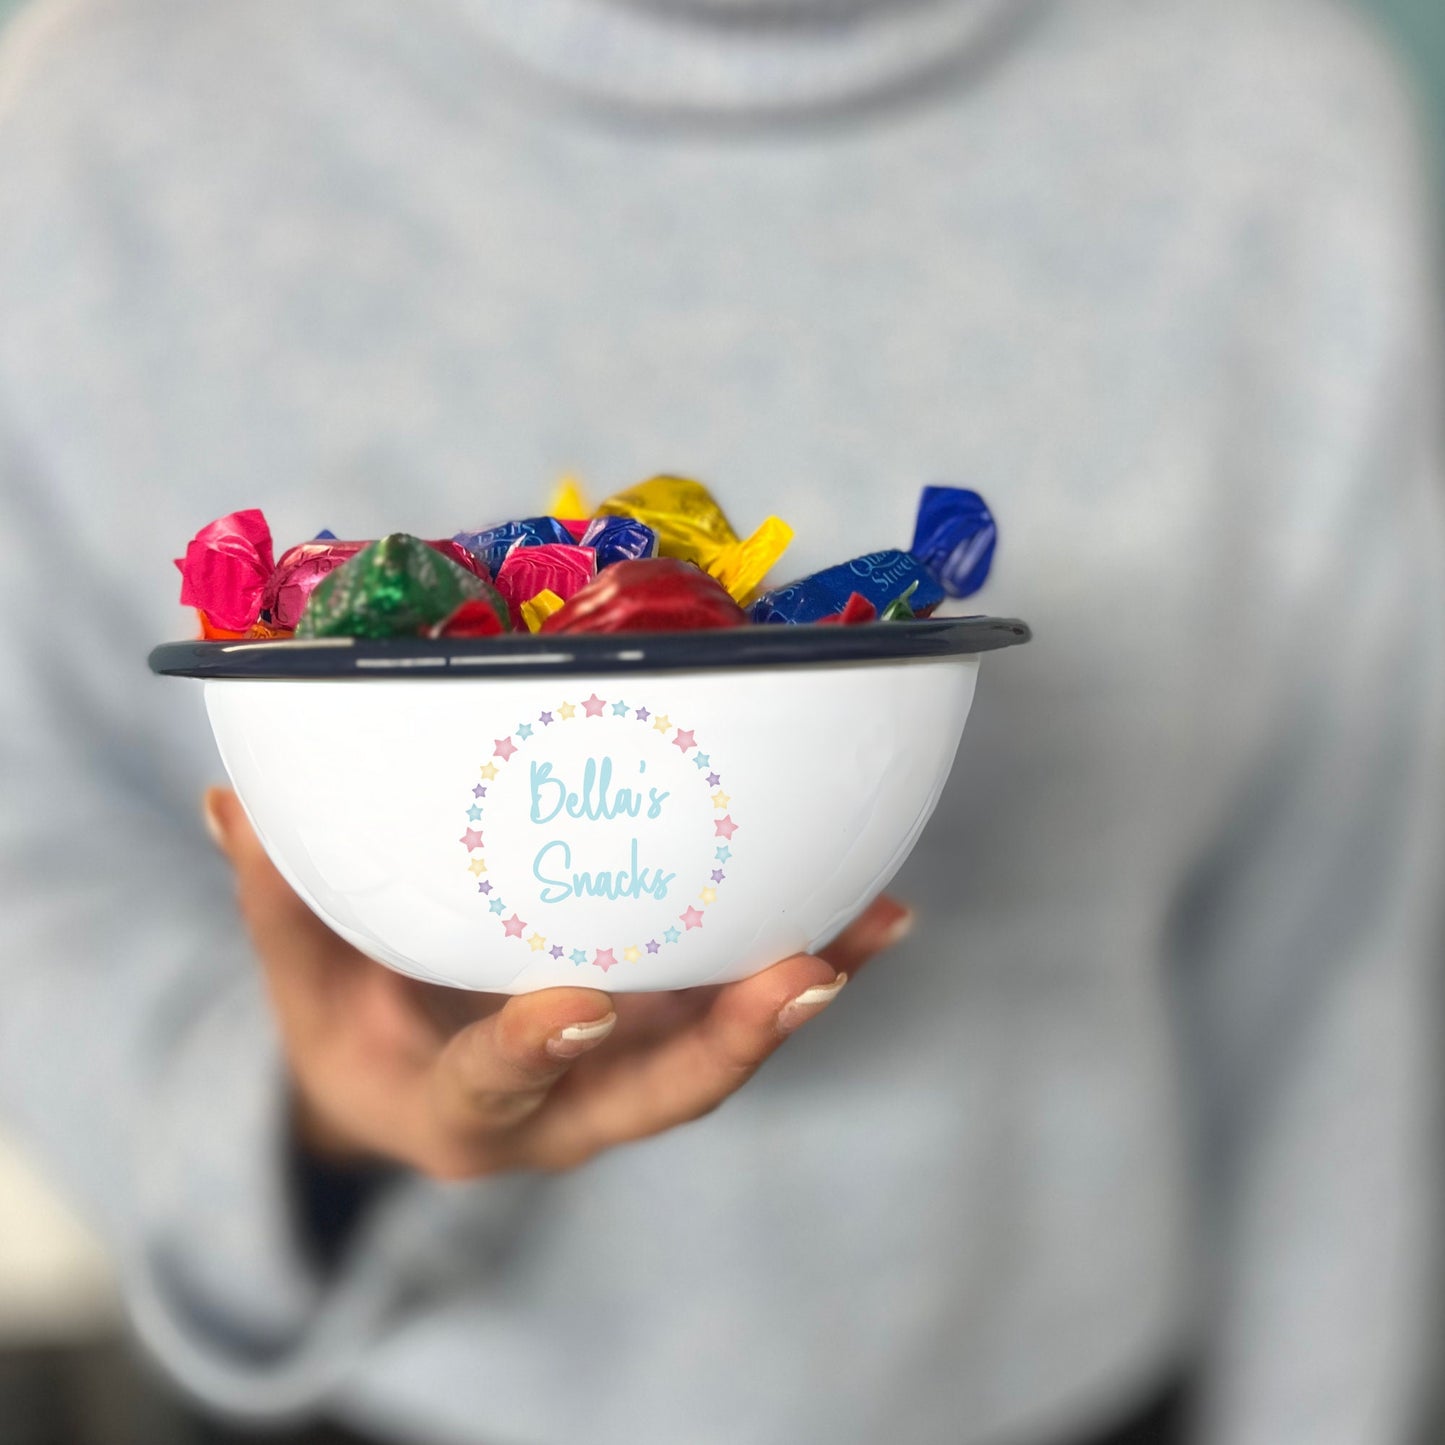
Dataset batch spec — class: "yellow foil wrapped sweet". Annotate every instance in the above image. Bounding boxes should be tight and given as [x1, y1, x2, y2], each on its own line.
[547, 475, 592, 521]
[520, 588, 567, 633]
[596, 475, 792, 604]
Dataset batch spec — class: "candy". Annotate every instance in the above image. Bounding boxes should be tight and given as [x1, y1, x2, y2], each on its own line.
[879, 581, 920, 622]
[910, 486, 996, 598]
[815, 593, 878, 626]
[548, 476, 592, 520]
[262, 538, 490, 630]
[453, 518, 575, 577]
[580, 515, 659, 569]
[296, 533, 508, 639]
[175, 509, 276, 633]
[430, 598, 507, 638]
[749, 551, 944, 625]
[520, 589, 566, 633]
[540, 559, 748, 635]
[494, 544, 597, 627]
[596, 476, 791, 603]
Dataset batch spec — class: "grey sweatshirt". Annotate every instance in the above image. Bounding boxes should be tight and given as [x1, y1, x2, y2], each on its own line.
[0, 1, 1443, 1443]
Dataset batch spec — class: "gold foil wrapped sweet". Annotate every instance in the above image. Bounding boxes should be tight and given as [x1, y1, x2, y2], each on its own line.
[596, 475, 791, 604]
[520, 588, 567, 633]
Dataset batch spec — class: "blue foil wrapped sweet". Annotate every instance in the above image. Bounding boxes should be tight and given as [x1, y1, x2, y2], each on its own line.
[909, 486, 997, 599]
[580, 515, 660, 569]
[453, 517, 575, 576]
[749, 550, 945, 625]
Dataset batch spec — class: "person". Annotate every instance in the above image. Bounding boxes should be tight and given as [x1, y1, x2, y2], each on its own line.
[1, 0, 1442, 1442]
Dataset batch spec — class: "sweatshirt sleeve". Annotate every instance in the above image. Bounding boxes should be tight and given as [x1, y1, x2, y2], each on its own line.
[1173, 113, 1445, 1445]
[0, 416, 445, 1418]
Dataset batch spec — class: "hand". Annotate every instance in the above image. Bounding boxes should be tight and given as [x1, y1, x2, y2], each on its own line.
[204, 788, 913, 1180]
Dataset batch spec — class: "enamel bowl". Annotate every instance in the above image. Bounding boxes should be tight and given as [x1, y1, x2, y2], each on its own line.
[150, 619, 1029, 993]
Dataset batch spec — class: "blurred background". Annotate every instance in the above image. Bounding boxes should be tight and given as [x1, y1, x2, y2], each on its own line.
[0, 0, 1442, 1442]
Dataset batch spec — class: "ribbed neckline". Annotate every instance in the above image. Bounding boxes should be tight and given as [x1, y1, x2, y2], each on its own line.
[461, 0, 1030, 120]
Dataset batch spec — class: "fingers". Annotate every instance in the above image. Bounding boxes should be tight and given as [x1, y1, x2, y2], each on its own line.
[427, 988, 616, 1167]
[817, 894, 915, 975]
[516, 955, 835, 1169]
[203, 787, 331, 957]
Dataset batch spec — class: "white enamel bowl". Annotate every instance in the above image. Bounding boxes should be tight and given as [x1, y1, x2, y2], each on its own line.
[151, 620, 1028, 992]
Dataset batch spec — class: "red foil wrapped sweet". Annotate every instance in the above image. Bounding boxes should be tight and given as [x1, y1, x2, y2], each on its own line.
[263, 537, 490, 630]
[540, 558, 748, 635]
[175, 509, 276, 633]
[815, 592, 878, 626]
[494, 543, 597, 627]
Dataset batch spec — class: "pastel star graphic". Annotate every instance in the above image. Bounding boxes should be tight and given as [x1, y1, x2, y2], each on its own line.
[489, 897, 506, 914]
[623, 945, 641, 963]
[472, 783, 487, 798]
[711, 869, 725, 884]
[570, 949, 588, 965]
[517, 723, 533, 740]
[527, 932, 547, 953]
[645, 939, 661, 954]
[700, 887, 717, 905]
[479, 761, 498, 780]
[652, 714, 671, 733]
[539, 711, 554, 726]
[478, 881, 493, 894]
[672, 728, 696, 753]
[680, 906, 705, 931]
[612, 701, 629, 716]
[715, 846, 732, 862]
[467, 857, 487, 876]
[559, 702, 576, 720]
[664, 927, 680, 944]
[461, 828, 484, 850]
[494, 737, 518, 761]
[706, 772, 721, 787]
[634, 707, 650, 722]
[711, 790, 730, 809]
[583, 693, 607, 717]
[467, 805, 482, 822]
[503, 913, 526, 938]
[714, 815, 739, 840]
[550, 945, 565, 959]
[692, 752, 711, 770]
[593, 948, 617, 971]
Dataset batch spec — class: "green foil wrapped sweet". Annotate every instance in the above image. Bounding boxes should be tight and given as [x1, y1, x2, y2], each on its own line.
[879, 581, 920, 622]
[295, 532, 509, 638]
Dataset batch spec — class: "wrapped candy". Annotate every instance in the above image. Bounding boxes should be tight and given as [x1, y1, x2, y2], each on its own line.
[176, 509, 276, 633]
[596, 476, 791, 604]
[879, 581, 920, 622]
[909, 486, 996, 598]
[262, 537, 489, 630]
[815, 593, 877, 626]
[296, 533, 509, 639]
[453, 517, 574, 576]
[749, 551, 944, 625]
[430, 598, 507, 638]
[548, 476, 592, 521]
[520, 589, 566, 633]
[494, 544, 597, 627]
[580, 515, 659, 569]
[540, 558, 748, 635]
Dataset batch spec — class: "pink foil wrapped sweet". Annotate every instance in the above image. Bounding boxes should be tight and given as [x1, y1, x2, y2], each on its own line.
[494, 543, 597, 626]
[262, 536, 491, 630]
[175, 509, 276, 633]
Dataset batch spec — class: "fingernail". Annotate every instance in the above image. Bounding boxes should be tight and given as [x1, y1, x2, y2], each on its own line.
[546, 1012, 617, 1060]
[202, 792, 227, 851]
[882, 903, 916, 948]
[777, 974, 847, 1035]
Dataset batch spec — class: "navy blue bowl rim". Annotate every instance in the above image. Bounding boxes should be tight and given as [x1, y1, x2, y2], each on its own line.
[148, 615, 1031, 680]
